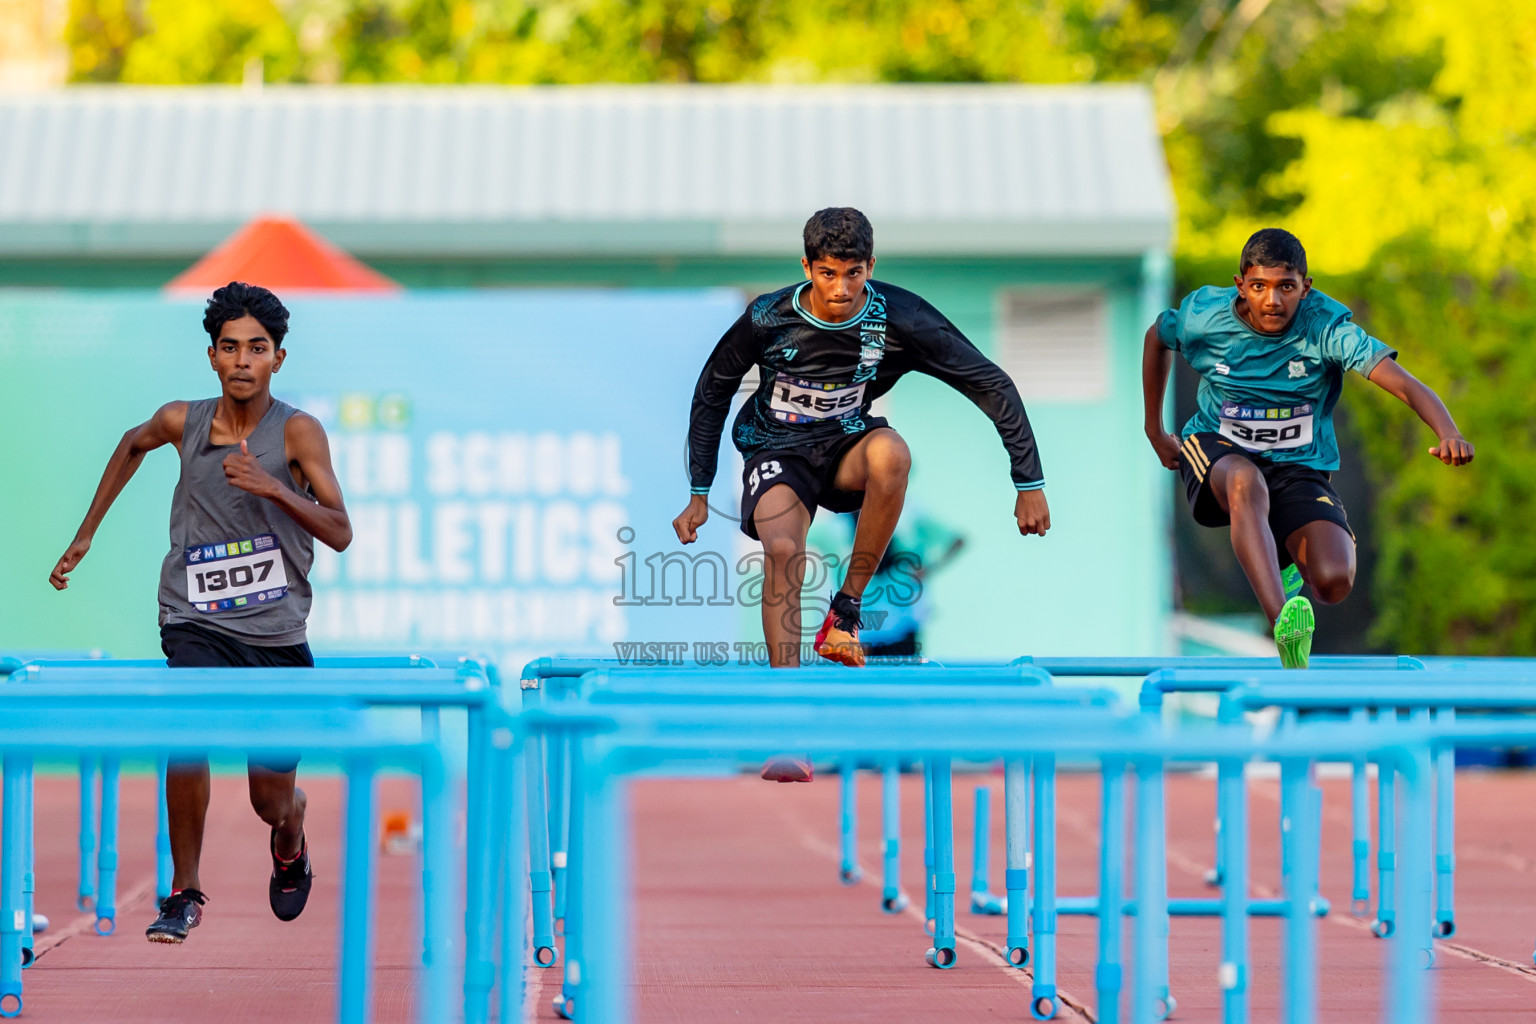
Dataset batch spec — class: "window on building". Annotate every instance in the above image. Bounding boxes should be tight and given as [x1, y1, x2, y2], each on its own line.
[994, 289, 1109, 401]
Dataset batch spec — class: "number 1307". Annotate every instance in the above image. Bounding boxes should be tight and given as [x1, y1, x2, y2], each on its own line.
[194, 559, 275, 593]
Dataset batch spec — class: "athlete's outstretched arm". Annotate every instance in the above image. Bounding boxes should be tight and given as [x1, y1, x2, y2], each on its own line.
[904, 301, 1049, 536]
[1366, 358, 1475, 466]
[676, 311, 759, 544]
[50, 401, 189, 590]
[222, 413, 353, 551]
[1142, 324, 1183, 470]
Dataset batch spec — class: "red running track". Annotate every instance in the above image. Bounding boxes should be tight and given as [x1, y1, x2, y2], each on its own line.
[15, 769, 1536, 1021]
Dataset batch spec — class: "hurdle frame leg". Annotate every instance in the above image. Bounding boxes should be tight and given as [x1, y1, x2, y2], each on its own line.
[1003, 757, 1030, 967]
[420, 744, 458, 1024]
[1031, 752, 1058, 1019]
[969, 786, 1004, 914]
[577, 752, 630, 1024]
[338, 756, 378, 1024]
[1374, 712, 1398, 940]
[20, 766, 32, 968]
[418, 708, 442, 967]
[1145, 755, 1174, 1018]
[1218, 753, 1249, 1024]
[1280, 758, 1319, 1024]
[1391, 748, 1435, 1024]
[880, 760, 906, 913]
[154, 756, 172, 903]
[77, 755, 97, 912]
[519, 686, 559, 967]
[555, 733, 585, 1020]
[499, 735, 529, 1024]
[1349, 709, 1371, 918]
[464, 705, 497, 1024]
[1, 755, 26, 1018]
[1130, 754, 1165, 1024]
[923, 761, 936, 935]
[839, 759, 861, 884]
[925, 756, 957, 969]
[96, 754, 120, 936]
[550, 733, 571, 931]
[1433, 709, 1456, 938]
[1096, 758, 1126, 1024]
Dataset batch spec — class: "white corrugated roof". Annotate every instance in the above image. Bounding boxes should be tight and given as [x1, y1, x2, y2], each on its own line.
[0, 85, 1173, 257]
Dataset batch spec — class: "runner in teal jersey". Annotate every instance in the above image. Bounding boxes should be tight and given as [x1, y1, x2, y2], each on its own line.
[1142, 229, 1474, 666]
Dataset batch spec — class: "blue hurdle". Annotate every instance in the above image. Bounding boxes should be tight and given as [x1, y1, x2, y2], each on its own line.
[4, 654, 445, 912]
[515, 659, 1069, 972]
[569, 670, 1119, 992]
[1008, 654, 1424, 1018]
[0, 663, 514, 1024]
[0, 683, 479, 1024]
[1207, 669, 1536, 958]
[522, 694, 1440, 1024]
[1, 650, 109, 941]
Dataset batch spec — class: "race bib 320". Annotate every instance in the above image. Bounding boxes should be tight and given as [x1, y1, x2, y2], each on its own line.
[1218, 403, 1315, 452]
[183, 533, 290, 613]
[768, 374, 865, 423]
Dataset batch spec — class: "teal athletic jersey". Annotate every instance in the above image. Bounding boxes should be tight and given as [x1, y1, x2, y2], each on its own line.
[1156, 286, 1396, 470]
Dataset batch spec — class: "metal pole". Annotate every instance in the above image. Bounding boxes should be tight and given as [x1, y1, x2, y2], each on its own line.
[881, 760, 906, 912]
[76, 756, 97, 912]
[1004, 757, 1030, 967]
[95, 755, 120, 935]
[1097, 759, 1126, 1023]
[1219, 754, 1250, 1024]
[926, 757, 957, 968]
[337, 757, 378, 1024]
[1032, 752, 1059, 1017]
[840, 760, 861, 884]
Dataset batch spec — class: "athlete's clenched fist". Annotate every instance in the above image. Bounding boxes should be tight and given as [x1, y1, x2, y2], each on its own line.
[673, 493, 710, 544]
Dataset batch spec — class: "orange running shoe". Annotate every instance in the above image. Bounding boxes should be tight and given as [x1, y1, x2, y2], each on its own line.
[760, 755, 815, 783]
[815, 591, 865, 667]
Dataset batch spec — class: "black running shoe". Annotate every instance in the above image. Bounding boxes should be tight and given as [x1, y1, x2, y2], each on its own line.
[269, 830, 313, 922]
[146, 889, 206, 944]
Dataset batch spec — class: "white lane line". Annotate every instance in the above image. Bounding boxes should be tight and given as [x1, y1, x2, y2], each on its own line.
[1229, 781, 1536, 984]
[32, 878, 156, 959]
[777, 789, 1098, 1023]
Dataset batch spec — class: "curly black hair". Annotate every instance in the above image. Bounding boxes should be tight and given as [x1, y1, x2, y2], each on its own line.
[1239, 228, 1308, 277]
[803, 208, 874, 264]
[202, 281, 290, 345]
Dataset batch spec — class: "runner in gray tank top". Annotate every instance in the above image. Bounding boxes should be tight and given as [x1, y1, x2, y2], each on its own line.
[50, 283, 353, 944]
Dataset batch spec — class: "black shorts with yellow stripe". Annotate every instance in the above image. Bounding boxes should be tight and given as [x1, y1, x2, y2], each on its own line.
[1177, 431, 1354, 565]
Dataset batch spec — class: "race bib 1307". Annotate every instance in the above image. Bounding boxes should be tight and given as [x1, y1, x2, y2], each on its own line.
[183, 533, 290, 613]
[1217, 403, 1315, 452]
[768, 374, 866, 423]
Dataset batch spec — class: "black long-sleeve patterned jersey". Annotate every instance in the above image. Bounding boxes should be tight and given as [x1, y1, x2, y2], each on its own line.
[687, 280, 1045, 493]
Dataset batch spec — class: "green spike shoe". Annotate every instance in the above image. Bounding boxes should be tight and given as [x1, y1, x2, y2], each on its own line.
[1281, 563, 1304, 601]
[1274, 596, 1315, 670]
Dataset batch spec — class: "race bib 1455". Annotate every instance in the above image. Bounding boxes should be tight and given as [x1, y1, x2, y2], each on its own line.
[768, 373, 865, 423]
[183, 533, 289, 613]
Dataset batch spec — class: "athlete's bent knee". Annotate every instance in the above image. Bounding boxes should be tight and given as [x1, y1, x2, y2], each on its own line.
[761, 533, 801, 565]
[1310, 565, 1354, 605]
[865, 434, 912, 487]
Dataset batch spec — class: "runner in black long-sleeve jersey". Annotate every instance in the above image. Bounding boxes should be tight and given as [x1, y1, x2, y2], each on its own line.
[674, 209, 1050, 778]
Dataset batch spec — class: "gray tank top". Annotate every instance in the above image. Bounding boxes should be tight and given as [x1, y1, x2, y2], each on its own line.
[158, 397, 314, 646]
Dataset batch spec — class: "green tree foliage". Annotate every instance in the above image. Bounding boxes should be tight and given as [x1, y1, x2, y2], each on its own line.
[63, 0, 1536, 651]
[68, 0, 300, 83]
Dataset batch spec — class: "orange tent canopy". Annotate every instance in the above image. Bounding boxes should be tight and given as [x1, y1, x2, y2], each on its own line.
[166, 216, 400, 294]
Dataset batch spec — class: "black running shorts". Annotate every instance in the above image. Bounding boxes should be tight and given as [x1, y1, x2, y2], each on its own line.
[161, 622, 313, 772]
[1177, 431, 1354, 566]
[738, 429, 874, 540]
